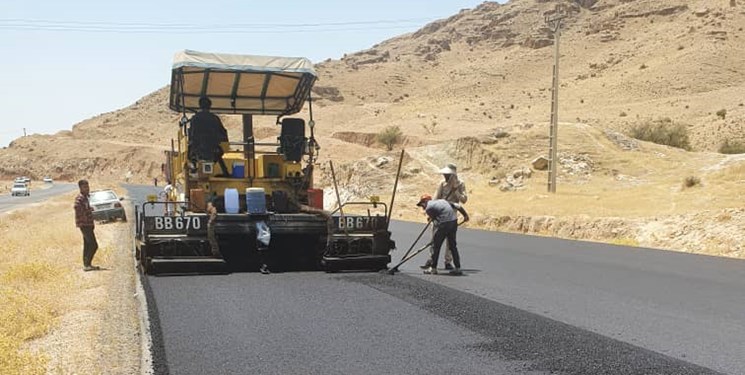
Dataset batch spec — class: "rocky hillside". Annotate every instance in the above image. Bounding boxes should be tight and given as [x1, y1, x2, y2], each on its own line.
[2, 0, 745, 258]
[2, 0, 743, 182]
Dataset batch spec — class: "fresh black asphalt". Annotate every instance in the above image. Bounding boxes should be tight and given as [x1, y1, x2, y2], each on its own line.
[391, 221, 745, 375]
[126, 185, 737, 374]
[141, 271, 722, 375]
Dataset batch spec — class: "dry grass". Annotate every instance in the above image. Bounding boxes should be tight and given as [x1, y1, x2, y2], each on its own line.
[610, 237, 640, 247]
[718, 139, 745, 154]
[0, 190, 139, 374]
[387, 122, 745, 258]
[0, 194, 81, 374]
[460, 124, 732, 218]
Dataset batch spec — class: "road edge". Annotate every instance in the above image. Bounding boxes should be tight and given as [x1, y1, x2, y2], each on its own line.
[133, 234, 154, 375]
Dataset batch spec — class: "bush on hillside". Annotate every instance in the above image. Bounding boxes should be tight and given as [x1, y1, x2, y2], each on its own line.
[718, 139, 745, 154]
[682, 175, 701, 189]
[628, 118, 691, 151]
[377, 125, 403, 151]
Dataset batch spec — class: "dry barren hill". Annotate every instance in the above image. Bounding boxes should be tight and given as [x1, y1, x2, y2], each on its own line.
[1, 0, 744, 256]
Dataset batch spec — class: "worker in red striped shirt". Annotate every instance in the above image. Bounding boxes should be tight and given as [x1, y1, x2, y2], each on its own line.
[74, 180, 99, 271]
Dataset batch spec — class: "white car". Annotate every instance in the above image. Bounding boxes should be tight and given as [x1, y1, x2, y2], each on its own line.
[11, 182, 30, 196]
[90, 190, 127, 222]
[43, 177, 53, 184]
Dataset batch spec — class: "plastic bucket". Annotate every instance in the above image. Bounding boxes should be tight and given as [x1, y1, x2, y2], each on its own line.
[307, 188, 323, 209]
[224, 188, 240, 214]
[232, 162, 245, 178]
[246, 187, 267, 214]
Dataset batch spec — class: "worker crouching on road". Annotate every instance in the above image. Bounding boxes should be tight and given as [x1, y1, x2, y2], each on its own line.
[417, 194, 469, 276]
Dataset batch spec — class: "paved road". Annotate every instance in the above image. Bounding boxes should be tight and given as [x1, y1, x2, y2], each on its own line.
[126, 185, 738, 374]
[0, 183, 77, 213]
[392, 221, 745, 375]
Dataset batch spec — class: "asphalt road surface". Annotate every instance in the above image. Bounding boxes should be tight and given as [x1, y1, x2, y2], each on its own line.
[126, 185, 742, 374]
[0, 182, 77, 213]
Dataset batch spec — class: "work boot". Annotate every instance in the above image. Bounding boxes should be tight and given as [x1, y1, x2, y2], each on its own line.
[259, 264, 271, 275]
[449, 268, 463, 276]
[444, 263, 454, 270]
[83, 266, 95, 272]
[423, 267, 438, 275]
[419, 259, 433, 270]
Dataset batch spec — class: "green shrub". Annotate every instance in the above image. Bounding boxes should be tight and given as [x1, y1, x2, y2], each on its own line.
[377, 125, 403, 151]
[716, 109, 727, 120]
[629, 118, 691, 150]
[719, 139, 745, 154]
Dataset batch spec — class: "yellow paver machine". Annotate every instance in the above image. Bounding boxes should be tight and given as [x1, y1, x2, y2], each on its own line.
[135, 50, 395, 274]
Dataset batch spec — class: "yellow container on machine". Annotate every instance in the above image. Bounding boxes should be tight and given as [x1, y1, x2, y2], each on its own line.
[256, 154, 302, 178]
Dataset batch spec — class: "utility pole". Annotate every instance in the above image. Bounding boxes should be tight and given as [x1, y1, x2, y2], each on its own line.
[546, 7, 566, 193]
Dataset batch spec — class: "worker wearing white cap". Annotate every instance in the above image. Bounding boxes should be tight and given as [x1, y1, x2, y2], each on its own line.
[421, 163, 467, 270]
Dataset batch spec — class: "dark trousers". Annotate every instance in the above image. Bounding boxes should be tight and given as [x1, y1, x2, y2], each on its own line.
[80, 226, 98, 267]
[430, 220, 461, 269]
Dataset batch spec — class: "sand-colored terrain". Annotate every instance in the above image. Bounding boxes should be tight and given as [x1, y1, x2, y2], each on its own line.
[0, 0, 743, 257]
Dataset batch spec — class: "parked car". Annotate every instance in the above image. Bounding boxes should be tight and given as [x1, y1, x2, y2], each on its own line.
[43, 177, 53, 184]
[11, 182, 30, 196]
[89, 190, 127, 222]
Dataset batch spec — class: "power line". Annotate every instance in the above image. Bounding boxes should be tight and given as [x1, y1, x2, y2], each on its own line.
[0, 24, 421, 34]
[0, 17, 432, 34]
[0, 17, 431, 28]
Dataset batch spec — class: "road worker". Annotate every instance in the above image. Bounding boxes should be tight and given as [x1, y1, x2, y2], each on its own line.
[422, 163, 467, 270]
[417, 194, 469, 276]
[188, 96, 230, 177]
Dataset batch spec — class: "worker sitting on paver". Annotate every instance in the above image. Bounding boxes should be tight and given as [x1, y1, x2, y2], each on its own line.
[188, 96, 230, 177]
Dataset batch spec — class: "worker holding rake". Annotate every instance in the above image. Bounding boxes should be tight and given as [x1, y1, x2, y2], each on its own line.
[416, 194, 469, 276]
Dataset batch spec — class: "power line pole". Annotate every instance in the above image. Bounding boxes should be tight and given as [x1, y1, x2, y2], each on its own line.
[546, 8, 566, 193]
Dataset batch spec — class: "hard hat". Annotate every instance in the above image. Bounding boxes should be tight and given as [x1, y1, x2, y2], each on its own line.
[417, 194, 432, 207]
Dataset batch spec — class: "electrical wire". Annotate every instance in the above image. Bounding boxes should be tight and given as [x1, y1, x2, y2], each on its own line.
[0, 17, 432, 34]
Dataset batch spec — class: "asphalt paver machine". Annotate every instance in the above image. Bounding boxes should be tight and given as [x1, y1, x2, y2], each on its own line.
[135, 50, 394, 274]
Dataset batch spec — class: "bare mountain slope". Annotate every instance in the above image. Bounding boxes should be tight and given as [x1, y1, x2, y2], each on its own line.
[0, 0, 743, 256]
[2, 0, 743, 181]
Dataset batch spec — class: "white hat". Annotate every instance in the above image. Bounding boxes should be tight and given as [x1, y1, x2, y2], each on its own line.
[439, 163, 457, 174]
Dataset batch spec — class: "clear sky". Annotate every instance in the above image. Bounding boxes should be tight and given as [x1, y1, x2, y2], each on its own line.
[0, 0, 505, 147]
